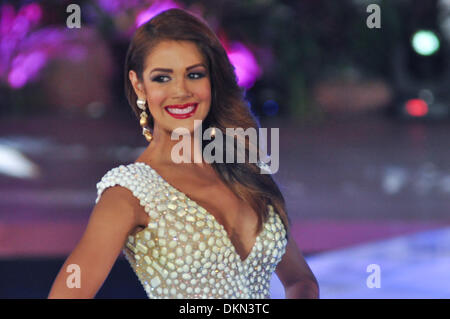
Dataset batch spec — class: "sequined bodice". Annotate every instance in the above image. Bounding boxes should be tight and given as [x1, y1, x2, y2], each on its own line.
[95, 162, 288, 299]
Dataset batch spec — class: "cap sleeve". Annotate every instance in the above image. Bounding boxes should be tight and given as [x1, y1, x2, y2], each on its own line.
[95, 164, 148, 206]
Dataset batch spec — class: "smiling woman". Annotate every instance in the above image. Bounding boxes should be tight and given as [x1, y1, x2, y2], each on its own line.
[48, 8, 318, 299]
[129, 40, 211, 133]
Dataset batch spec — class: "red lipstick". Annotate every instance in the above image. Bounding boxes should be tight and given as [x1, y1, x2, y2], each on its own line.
[164, 102, 198, 119]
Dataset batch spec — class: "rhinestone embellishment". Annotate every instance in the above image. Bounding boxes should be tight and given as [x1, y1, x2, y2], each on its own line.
[95, 162, 288, 299]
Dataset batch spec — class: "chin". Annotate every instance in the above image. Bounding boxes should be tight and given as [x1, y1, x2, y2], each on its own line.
[166, 120, 199, 137]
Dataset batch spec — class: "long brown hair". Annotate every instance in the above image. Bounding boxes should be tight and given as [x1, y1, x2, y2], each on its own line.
[124, 8, 291, 239]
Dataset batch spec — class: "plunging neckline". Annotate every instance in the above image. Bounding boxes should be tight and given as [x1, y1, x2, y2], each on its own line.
[133, 161, 268, 264]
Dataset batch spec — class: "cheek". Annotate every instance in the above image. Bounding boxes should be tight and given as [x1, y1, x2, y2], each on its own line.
[146, 84, 166, 107]
[195, 81, 212, 103]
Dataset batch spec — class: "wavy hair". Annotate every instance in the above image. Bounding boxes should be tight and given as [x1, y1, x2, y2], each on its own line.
[124, 8, 291, 238]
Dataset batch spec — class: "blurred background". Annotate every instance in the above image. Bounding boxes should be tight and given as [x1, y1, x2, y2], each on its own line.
[0, 0, 449, 298]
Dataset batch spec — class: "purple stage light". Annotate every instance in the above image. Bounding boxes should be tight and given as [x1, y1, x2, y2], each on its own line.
[226, 42, 262, 89]
[0, 4, 15, 35]
[19, 3, 42, 24]
[96, 0, 143, 14]
[8, 50, 47, 88]
[0, 2, 45, 87]
[135, 0, 181, 27]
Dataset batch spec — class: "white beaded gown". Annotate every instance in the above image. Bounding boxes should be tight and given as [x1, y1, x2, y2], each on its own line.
[95, 162, 288, 298]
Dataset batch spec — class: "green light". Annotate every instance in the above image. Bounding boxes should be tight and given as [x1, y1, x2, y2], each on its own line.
[411, 30, 440, 56]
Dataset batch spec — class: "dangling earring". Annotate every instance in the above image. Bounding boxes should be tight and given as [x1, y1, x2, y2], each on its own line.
[136, 98, 153, 142]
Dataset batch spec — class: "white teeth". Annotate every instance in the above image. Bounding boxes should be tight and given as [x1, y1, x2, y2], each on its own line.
[166, 105, 195, 114]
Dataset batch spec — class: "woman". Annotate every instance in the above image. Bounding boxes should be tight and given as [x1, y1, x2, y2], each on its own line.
[48, 8, 318, 299]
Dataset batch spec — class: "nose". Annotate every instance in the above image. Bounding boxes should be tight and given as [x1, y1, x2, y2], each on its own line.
[171, 77, 192, 99]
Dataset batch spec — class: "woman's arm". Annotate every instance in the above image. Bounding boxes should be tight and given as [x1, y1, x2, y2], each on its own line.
[48, 186, 149, 299]
[275, 234, 319, 299]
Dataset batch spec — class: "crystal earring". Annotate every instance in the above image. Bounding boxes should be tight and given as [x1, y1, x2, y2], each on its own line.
[136, 98, 153, 142]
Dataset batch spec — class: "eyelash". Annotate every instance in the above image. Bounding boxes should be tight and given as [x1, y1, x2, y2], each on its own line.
[151, 72, 206, 83]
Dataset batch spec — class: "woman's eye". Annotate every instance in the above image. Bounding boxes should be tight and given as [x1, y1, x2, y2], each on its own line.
[152, 75, 170, 82]
[152, 73, 205, 82]
[189, 72, 205, 79]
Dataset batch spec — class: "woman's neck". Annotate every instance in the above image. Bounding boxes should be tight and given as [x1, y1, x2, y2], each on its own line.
[141, 125, 208, 169]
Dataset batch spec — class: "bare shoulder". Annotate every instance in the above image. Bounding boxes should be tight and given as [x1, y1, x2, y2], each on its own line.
[48, 184, 149, 298]
[95, 185, 149, 229]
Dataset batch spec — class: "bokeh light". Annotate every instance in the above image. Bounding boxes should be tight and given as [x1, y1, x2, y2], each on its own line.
[405, 98, 429, 117]
[226, 42, 262, 89]
[262, 100, 279, 116]
[411, 30, 440, 56]
[135, 0, 181, 27]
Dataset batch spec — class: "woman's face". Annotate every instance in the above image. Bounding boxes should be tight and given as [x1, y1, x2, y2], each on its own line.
[129, 40, 212, 136]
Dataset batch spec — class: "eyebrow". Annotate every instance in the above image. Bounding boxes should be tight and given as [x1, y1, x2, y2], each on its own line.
[150, 63, 207, 74]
